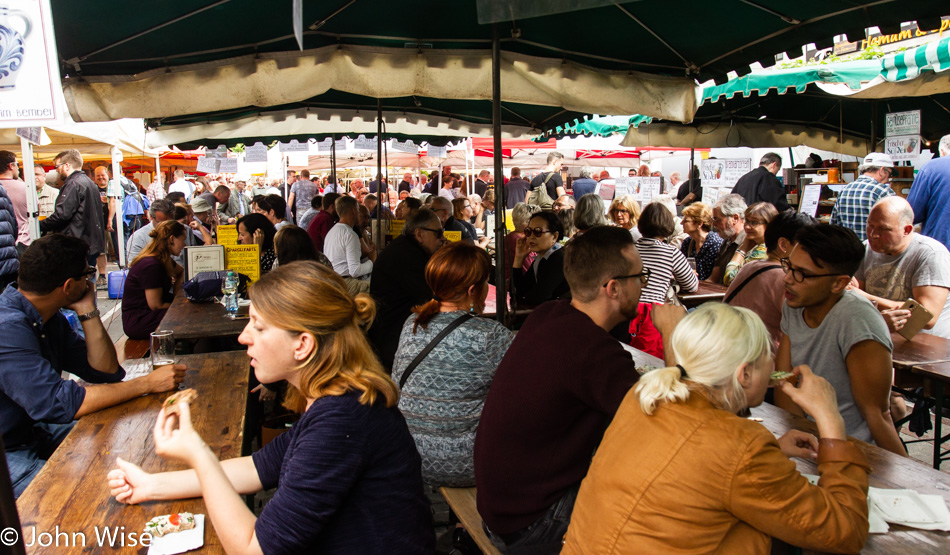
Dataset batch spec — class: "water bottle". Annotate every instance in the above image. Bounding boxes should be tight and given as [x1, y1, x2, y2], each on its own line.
[223, 271, 239, 317]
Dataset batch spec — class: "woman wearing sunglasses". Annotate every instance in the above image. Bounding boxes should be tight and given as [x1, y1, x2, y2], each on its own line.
[511, 211, 570, 307]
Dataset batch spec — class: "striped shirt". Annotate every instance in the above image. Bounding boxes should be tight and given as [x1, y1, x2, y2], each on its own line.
[830, 175, 894, 241]
[636, 237, 698, 304]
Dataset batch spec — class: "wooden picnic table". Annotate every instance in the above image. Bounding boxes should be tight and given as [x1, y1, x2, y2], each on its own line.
[751, 402, 950, 554]
[891, 332, 950, 372]
[911, 362, 950, 470]
[16, 352, 250, 554]
[158, 289, 248, 341]
[677, 281, 727, 307]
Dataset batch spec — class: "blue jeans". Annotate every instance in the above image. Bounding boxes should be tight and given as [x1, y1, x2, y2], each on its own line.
[483, 483, 580, 555]
[6, 421, 75, 498]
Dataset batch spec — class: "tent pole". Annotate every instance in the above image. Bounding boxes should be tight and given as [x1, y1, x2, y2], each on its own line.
[492, 22, 509, 328]
[20, 137, 39, 242]
[330, 133, 337, 188]
[112, 149, 126, 268]
[376, 98, 383, 247]
[154, 154, 162, 190]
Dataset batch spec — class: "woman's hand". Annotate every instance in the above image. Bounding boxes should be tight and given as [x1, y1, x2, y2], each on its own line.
[512, 235, 530, 264]
[779, 365, 847, 440]
[777, 429, 819, 460]
[108, 457, 155, 505]
[153, 401, 207, 467]
[739, 236, 757, 253]
[252, 228, 264, 247]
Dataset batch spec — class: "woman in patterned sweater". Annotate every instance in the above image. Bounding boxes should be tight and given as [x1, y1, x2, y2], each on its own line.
[393, 242, 515, 486]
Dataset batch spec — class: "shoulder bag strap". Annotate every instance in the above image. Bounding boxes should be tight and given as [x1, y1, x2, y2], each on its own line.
[399, 313, 474, 389]
[724, 264, 782, 304]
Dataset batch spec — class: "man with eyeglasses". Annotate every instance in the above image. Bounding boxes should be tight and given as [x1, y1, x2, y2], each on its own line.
[773, 224, 905, 456]
[368, 209, 444, 371]
[476, 226, 685, 553]
[0, 235, 186, 497]
[40, 150, 106, 273]
[830, 152, 895, 241]
[707, 194, 747, 285]
[431, 196, 474, 244]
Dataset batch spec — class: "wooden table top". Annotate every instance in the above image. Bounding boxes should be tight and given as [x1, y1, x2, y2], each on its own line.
[751, 402, 950, 554]
[678, 281, 728, 307]
[16, 352, 250, 554]
[158, 289, 248, 340]
[913, 361, 950, 383]
[891, 332, 950, 371]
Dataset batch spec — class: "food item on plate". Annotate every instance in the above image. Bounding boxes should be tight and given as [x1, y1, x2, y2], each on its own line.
[145, 513, 196, 537]
[163, 388, 198, 416]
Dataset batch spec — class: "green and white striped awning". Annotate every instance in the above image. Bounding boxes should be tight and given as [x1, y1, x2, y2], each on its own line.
[882, 35, 950, 82]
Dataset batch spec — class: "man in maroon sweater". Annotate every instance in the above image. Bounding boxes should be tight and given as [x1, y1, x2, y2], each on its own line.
[474, 226, 682, 553]
[306, 192, 340, 252]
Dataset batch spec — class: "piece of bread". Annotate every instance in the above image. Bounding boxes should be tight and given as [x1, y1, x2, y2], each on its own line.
[769, 371, 798, 387]
[163, 388, 198, 416]
[145, 512, 196, 537]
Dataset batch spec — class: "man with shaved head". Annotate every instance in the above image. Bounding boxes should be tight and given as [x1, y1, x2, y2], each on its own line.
[852, 196, 950, 338]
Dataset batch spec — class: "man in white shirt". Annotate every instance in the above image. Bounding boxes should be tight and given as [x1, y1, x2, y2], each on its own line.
[323, 195, 375, 295]
[167, 169, 194, 202]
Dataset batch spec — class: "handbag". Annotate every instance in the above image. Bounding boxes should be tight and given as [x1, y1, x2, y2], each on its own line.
[526, 172, 557, 209]
[183, 270, 250, 302]
[398, 313, 473, 389]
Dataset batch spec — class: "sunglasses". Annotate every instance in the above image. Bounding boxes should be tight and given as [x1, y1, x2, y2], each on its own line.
[73, 267, 96, 281]
[523, 227, 554, 238]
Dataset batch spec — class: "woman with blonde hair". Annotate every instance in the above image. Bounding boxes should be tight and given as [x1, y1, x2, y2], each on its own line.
[121, 220, 186, 339]
[679, 201, 723, 280]
[393, 243, 514, 486]
[608, 195, 642, 240]
[108, 261, 435, 553]
[724, 202, 779, 286]
[563, 303, 871, 554]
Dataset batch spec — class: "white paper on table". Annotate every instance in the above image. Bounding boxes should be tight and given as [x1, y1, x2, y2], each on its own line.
[619, 342, 664, 374]
[147, 514, 205, 555]
[869, 488, 942, 525]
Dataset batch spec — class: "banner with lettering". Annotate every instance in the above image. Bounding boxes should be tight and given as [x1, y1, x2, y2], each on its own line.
[225, 244, 261, 283]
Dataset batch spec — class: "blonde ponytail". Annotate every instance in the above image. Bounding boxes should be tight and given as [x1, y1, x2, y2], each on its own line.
[635, 366, 691, 415]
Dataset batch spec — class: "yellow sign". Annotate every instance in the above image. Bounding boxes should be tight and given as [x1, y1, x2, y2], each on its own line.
[216, 224, 238, 246]
[505, 209, 515, 232]
[444, 231, 462, 242]
[225, 244, 261, 283]
[389, 219, 405, 237]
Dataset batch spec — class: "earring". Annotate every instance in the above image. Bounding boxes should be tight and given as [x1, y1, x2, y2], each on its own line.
[468, 305, 476, 314]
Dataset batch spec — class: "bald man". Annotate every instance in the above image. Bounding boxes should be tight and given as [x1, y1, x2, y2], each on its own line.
[852, 196, 950, 338]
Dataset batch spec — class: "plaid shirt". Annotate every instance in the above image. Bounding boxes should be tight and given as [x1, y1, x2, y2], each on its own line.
[829, 175, 894, 241]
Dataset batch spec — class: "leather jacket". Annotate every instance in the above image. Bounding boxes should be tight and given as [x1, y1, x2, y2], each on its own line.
[40, 171, 105, 257]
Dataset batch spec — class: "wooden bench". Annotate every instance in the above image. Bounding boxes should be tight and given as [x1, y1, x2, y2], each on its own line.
[114, 335, 150, 362]
[439, 487, 502, 555]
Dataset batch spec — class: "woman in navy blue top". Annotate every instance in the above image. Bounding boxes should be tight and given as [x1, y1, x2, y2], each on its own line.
[108, 261, 434, 554]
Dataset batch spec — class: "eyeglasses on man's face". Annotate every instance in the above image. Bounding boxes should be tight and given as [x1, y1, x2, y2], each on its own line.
[420, 227, 444, 238]
[603, 267, 651, 288]
[779, 258, 842, 283]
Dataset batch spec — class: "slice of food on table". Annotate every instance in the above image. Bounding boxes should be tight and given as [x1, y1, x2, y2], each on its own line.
[163, 388, 198, 416]
[145, 513, 196, 537]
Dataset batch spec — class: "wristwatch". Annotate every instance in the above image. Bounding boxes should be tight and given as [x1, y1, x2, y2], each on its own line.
[77, 308, 101, 322]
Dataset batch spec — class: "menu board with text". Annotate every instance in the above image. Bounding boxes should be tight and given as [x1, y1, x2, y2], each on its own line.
[225, 244, 261, 283]
[216, 225, 238, 246]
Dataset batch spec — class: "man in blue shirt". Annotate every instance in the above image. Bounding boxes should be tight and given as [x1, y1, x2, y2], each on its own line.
[0, 234, 185, 497]
[830, 152, 895, 241]
[908, 135, 950, 252]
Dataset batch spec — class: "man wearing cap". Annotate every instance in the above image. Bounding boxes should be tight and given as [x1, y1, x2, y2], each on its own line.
[731, 152, 790, 211]
[830, 152, 895, 241]
[907, 134, 950, 252]
[190, 197, 217, 239]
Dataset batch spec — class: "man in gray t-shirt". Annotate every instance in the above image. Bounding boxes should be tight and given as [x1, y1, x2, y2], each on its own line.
[775, 224, 905, 455]
[853, 197, 950, 339]
[288, 170, 318, 225]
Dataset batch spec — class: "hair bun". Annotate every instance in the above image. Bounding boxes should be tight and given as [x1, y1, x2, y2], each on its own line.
[351, 293, 377, 328]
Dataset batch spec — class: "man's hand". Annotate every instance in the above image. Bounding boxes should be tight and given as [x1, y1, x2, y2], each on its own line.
[106, 222, 114, 232]
[881, 308, 912, 332]
[66, 277, 97, 315]
[142, 364, 187, 393]
[651, 304, 686, 338]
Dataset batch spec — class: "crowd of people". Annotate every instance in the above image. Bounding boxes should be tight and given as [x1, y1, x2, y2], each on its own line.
[2, 137, 950, 553]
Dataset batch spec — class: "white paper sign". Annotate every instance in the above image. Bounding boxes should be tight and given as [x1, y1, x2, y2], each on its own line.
[885, 110, 921, 137]
[701, 187, 727, 206]
[701, 159, 751, 189]
[391, 139, 419, 153]
[15, 127, 41, 145]
[206, 145, 230, 159]
[885, 135, 921, 162]
[243, 143, 267, 163]
[799, 184, 822, 217]
[288, 152, 310, 167]
[196, 157, 220, 173]
[428, 146, 447, 158]
[335, 138, 347, 150]
[353, 135, 378, 150]
[218, 158, 238, 173]
[0, 0, 64, 126]
[316, 138, 333, 152]
[613, 177, 639, 198]
[278, 139, 309, 152]
[639, 177, 662, 204]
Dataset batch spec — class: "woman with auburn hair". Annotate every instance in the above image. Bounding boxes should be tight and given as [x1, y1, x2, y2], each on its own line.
[237, 213, 277, 274]
[121, 220, 186, 339]
[724, 202, 779, 286]
[108, 261, 435, 553]
[608, 195, 642, 241]
[563, 303, 870, 554]
[679, 201, 723, 280]
[393, 242, 515, 487]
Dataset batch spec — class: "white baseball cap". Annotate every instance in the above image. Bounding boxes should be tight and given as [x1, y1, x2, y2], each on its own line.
[863, 152, 894, 168]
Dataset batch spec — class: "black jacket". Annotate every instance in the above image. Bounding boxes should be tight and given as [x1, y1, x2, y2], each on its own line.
[0, 185, 18, 277]
[731, 166, 790, 212]
[512, 247, 571, 307]
[367, 235, 433, 370]
[40, 171, 105, 257]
